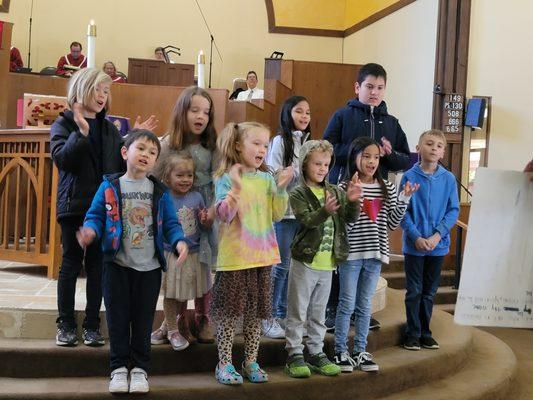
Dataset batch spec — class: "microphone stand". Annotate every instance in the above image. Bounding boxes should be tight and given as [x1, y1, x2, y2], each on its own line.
[163, 45, 181, 63]
[28, 0, 34, 68]
[438, 160, 473, 197]
[209, 34, 213, 88]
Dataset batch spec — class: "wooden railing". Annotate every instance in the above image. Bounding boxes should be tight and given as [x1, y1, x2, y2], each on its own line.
[0, 129, 61, 278]
[453, 219, 468, 289]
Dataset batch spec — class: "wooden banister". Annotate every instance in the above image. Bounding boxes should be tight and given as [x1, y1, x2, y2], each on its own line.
[0, 128, 61, 278]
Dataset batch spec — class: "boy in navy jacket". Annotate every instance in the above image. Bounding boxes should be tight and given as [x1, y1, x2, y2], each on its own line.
[78, 130, 188, 394]
[400, 129, 459, 351]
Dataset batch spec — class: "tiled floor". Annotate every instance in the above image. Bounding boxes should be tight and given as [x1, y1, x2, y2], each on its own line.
[0, 260, 167, 311]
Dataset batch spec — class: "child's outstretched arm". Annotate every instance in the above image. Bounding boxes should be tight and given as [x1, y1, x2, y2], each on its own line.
[387, 181, 418, 230]
[80, 182, 109, 244]
[341, 172, 363, 222]
[271, 167, 291, 221]
[215, 165, 242, 223]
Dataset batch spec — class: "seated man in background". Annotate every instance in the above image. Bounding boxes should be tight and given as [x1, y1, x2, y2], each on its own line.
[236, 70, 264, 101]
[154, 47, 167, 62]
[56, 42, 87, 77]
[10, 46, 23, 72]
[103, 61, 126, 83]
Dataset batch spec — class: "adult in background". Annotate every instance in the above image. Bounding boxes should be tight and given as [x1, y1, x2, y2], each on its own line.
[103, 61, 126, 83]
[56, 41, 87, 77]
[236, 71, 264, 101]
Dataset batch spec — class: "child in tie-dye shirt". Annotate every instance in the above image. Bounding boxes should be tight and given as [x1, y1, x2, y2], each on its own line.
[210, 122, 293, 385]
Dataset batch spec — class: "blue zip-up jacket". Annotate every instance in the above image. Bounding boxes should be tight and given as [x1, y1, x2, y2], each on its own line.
[323, 99, 411, 183]
[400, 163, 459, 256]
[83, 173, 185, 271]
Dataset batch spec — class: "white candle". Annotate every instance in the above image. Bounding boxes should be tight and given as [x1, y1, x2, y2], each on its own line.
[87, 20, 97, 68]
[197, 50, 205, 88]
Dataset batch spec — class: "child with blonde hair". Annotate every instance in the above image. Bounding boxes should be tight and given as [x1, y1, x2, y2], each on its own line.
[211, 122, 292, 385]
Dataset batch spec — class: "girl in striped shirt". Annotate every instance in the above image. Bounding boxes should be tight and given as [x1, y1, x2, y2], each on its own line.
[333, 137, 419, 373]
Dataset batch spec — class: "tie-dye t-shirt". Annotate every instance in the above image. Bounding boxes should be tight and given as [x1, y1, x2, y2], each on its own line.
[215, 171, 288, 271]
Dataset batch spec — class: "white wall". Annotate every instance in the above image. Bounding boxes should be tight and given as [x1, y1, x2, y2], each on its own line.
[467, 0, 533, 170]
[2, 0, 343, 91]
[342, 0, 439, 150]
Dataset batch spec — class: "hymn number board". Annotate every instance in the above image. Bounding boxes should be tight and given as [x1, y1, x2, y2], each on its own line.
[443, 93, 464, 134]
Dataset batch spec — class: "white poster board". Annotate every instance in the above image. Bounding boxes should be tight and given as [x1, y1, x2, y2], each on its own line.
[454, 168, 533, 328]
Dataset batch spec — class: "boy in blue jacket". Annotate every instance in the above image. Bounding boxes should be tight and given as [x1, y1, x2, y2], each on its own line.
[400, 129, 459, 351]
[77, 129, 188, 394]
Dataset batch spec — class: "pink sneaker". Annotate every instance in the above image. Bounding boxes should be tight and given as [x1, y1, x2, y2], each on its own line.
[150, 322, 168, 345]
[168, 329, 189, 351]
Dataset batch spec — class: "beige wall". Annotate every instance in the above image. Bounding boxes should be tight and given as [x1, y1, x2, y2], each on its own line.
[2, 0, 343, 91]
[467, 0, 533, 170]
[342, 0, 438, 150]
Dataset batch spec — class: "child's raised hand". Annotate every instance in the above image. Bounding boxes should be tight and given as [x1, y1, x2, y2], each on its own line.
[277, 166, 294, 189]
[324, 190, 340, 213]
[402, 181, 420, 197]
[72, 103, 89, 136]
[133, 115, 159, 132]
[346, 172, 363, 202]
[229, 163, 243, 192]
[175, 240, 189, 266]
[76, 227, 96, 249]
[380, 137, 393, 156]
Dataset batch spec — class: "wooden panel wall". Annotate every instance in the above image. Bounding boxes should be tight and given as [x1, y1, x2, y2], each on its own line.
[0, 22, 13, 129]
[292, 61, 360, 138]
[4, 74, 229, 135]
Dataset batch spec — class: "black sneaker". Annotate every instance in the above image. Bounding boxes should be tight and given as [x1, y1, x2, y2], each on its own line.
[83, 328, 105, 346]
[353, 351, 379, 372]
[403, 336, 421, 351]
[56, 326, 78, 346]
[325, 308, 336, 332]
[421, 336, 439, 349]
[334, 352, 356, 373]
[369, 317, 381, 330]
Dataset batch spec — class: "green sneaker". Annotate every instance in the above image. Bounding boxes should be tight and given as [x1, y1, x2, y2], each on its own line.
[285, 354, 311, 378]
[307, 352, 341, 376]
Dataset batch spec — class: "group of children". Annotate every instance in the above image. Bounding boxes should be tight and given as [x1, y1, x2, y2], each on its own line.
[50, 63, 459, 394]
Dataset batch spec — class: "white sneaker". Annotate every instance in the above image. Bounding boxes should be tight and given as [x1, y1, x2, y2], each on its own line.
[262, 319, 285, 339]
[129, 367, 149, 393]
[109, 367, 128, 393]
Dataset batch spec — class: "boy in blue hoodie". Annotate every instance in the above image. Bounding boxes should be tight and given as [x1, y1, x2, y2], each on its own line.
[77, 129, 188, 394]
[400, 129, 459, 351]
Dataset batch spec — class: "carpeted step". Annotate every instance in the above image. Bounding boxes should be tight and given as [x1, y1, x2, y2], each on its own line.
[435, 303, 455, 315]
[434, 286, 458, 305]
[383, 270, 456, 290]
[379, 329, 516, 400]
[0, 289, 408, 378]
[0, 318, 474, 400]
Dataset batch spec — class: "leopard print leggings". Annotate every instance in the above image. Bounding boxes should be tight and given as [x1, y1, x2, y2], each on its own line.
[210, 267, 272, 364]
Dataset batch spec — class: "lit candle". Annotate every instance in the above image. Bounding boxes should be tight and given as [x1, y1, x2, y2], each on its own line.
[87, 20, 97, 68]
[197, 50, 205, 88]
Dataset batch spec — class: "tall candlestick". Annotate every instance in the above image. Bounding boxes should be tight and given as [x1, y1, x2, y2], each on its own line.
[87, 20, 96, 68]
[197, 50, 205, 88]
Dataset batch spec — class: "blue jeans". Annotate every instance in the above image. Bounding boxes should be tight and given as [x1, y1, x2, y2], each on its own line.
[404, 254, 444, 339]
[271, 219, 300, 318]
[334, 258, 381, 354]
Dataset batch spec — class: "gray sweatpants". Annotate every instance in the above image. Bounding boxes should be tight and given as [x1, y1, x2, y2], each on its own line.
[285, 258, 333, 356]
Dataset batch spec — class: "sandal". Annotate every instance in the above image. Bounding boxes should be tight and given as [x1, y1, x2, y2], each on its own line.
[242, 361, 269, 383]
[215, 362, 243, 385]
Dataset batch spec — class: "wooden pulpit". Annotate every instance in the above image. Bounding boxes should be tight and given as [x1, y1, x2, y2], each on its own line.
[127, 58, 194, 86]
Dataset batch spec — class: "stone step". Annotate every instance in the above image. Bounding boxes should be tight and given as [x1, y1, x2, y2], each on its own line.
[435, 303, 455, 315]
[434, 286, 458, 305]
[380, 329, 516, 400]
[0, 288, 403, 378]
[0, 316, 475, 399]
[383, 270, 456, 290]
